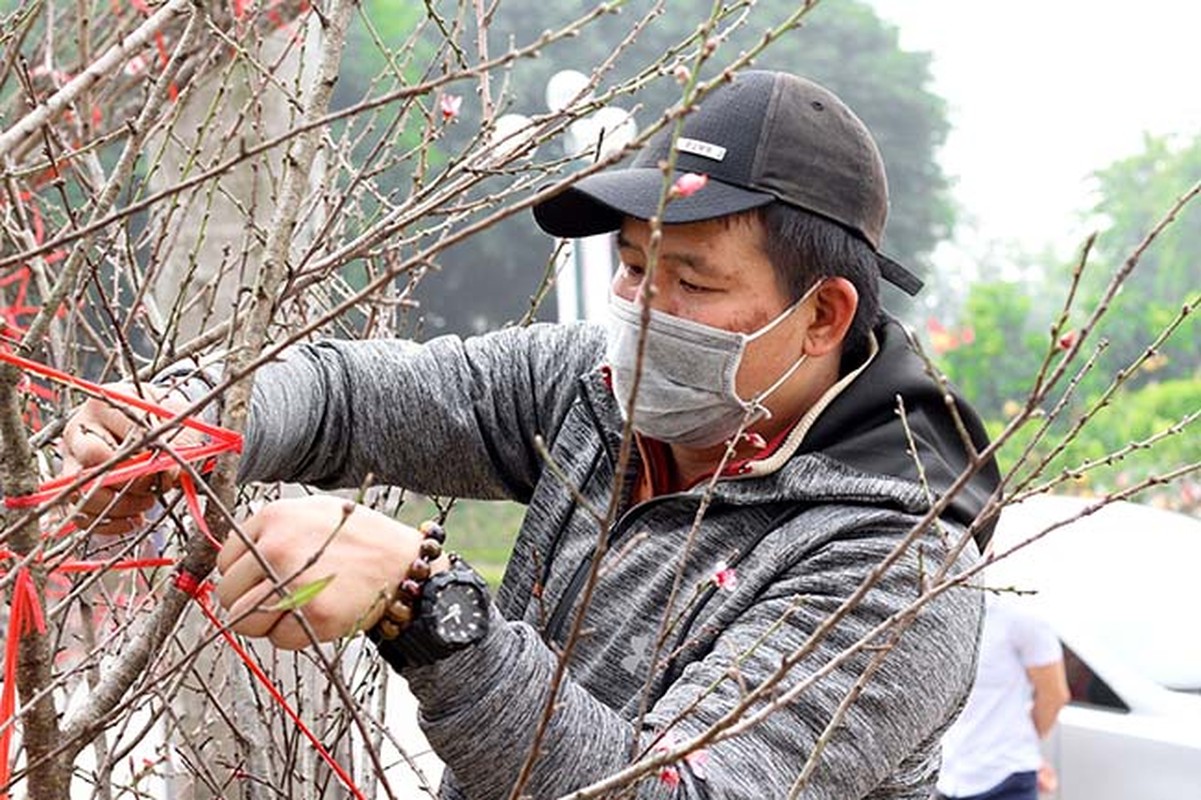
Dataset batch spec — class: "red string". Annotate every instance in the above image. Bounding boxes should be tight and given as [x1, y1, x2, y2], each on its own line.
[0, 552, 176, 790]
[174, 573, 369, 800]
[0, 349, 241, 512]
[0, 352, 238, 794]
[0, 552, 175, 576]
[4, 441, 238, 510]
[0, 356, 367, 799]
[1, 568, 48, 798]
[177, 471, 222, 549]
[0, 351, 240, 444]
[172, 569, 202, 598]
[51, 557, 176, 574]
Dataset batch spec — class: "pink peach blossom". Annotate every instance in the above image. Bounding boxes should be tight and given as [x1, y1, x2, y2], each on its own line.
[672, 172, 708, 198]
[440, 94, 463, 122]
[712, 560, 737, 592]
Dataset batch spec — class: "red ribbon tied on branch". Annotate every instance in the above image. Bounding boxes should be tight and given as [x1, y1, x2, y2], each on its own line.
[0, 350, 241, 512]
[0, 349, 241, 798]
[0, 351, 368, 800]
[0, 568, 46, 797]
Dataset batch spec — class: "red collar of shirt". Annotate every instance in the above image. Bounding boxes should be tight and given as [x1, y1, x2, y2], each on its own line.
[636, 421, 799, 497]
[602, 365, 799, 497]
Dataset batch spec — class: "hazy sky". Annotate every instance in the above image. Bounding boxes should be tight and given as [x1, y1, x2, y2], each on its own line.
[868, 0, 1201, 267]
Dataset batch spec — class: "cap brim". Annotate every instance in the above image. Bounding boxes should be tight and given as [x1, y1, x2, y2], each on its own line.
[877, 253, 923, 296]
[532, 167, 925, 297]
[533, 168, 774, 238]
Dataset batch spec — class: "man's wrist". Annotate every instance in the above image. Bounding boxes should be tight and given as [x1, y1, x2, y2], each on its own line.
[372, 520, 448, 641]
[369, 522, 491, 671]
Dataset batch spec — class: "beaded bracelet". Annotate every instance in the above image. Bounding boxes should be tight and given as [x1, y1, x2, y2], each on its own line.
[373, 519, 447, 641]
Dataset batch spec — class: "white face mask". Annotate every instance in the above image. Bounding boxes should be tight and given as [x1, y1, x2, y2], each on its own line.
[604, 281, 821, 448]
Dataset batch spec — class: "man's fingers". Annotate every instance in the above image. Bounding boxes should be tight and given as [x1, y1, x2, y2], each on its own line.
[216, 509, 306, 631]
[222, 578, 286, 639]
[63, 423, 121, 470]
[225, 577, 345, 651]
[75, 512, 144, 537]
[55, 384, 198, 540]
[267, 615, 316, 651]
[124, 470, 177, 500]
[216, 543, 271, 612]
[92, 396, 150, 441]
[217, 512, 266, 575]
[75, 485, 157, 518]
[63, 398, 136, 454]
[62, 387, 193, 472]
[217, 532, 317, 650]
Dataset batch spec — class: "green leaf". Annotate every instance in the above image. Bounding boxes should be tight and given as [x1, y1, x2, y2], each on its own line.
[267, 575, 336, 612]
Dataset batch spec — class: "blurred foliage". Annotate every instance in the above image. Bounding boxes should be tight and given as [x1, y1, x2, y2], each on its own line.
[933, 280, 1045, 416]
[989, 378, 1200, 497]
[931, 133, 1199, 500]
[336, 0, 953, 335]
[1084, 133, 1201, 388]
[396, 495, 525, 587]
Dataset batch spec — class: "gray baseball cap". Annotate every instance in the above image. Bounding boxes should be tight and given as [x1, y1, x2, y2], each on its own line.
[532, 70, 923, 295]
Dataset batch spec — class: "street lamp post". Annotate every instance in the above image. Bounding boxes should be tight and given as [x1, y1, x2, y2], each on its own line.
[544, 70, 637, 323]
[483, 71, 636, 324]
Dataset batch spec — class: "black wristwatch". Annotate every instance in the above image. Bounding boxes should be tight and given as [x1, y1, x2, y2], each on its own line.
[372, 556, 491, 670]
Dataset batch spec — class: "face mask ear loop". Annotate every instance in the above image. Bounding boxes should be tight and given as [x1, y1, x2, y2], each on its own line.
[740, 279, 825, 416]
[745, 279, 825, 344]
[746, 352, 809, 421]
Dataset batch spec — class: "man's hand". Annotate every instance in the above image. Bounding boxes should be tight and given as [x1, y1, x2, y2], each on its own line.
[59, 383, 198, 535]
[216, 495, 448, 649]
[1037, 760, 1059, 794]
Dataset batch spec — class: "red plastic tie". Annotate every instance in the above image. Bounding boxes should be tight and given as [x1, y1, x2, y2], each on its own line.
[0, 350, 241, 511]
[178, 471, 221, 549]
[54, 557, 175, 574]
[0, 568, 48, 796]
[184, 579, 369, 799]
[0, 350, 240, 444]
[172, 569, 203, 598]
[0, 355, 365, 798]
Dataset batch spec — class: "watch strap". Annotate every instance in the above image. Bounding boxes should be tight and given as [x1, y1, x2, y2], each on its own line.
[370, 556, 490, 671]
[370, 624, 441, 670]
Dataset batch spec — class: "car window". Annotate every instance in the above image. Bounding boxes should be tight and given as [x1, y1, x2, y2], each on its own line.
[1064, 644, 1129, 712]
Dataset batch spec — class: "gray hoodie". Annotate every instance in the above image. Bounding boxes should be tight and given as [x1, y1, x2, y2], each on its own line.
[236, 317, 999, 799]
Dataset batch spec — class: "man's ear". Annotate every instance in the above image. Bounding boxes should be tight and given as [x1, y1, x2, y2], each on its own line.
[803, 277, 858, 357]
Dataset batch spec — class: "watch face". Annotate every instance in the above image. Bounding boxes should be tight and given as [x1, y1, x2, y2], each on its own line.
[431, 583, 487, 645]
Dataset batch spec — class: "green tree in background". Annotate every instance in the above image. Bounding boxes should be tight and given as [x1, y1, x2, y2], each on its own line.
[1085, 133, 1201, 387]
[932, 132, 1200, 497]
[355, 0, 953, 334]
[934, 280, 1044, 418]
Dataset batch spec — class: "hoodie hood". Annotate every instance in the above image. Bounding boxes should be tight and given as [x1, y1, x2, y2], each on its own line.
[801, 316, 1001, 549]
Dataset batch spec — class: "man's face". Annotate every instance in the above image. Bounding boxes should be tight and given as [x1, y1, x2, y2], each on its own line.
[612, 215, 811, 403]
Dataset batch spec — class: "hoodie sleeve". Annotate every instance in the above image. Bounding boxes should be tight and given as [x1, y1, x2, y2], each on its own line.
[235, 322, 604, 501]
[402, 521, 983, 800]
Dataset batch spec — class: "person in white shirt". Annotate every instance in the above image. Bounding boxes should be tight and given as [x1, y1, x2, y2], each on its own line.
[937, 593, 1071, 799]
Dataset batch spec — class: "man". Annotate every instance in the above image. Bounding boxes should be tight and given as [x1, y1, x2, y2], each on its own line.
[937, 595, 1071, 800]
[64, 71, 1000, 798]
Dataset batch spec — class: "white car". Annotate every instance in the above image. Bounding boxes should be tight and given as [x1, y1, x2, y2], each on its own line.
[986, 494, 1201, 800]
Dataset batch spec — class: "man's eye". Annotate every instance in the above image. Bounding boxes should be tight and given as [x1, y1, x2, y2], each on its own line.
[622, 263, 646, 278]
[680, 279, 711, 293]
